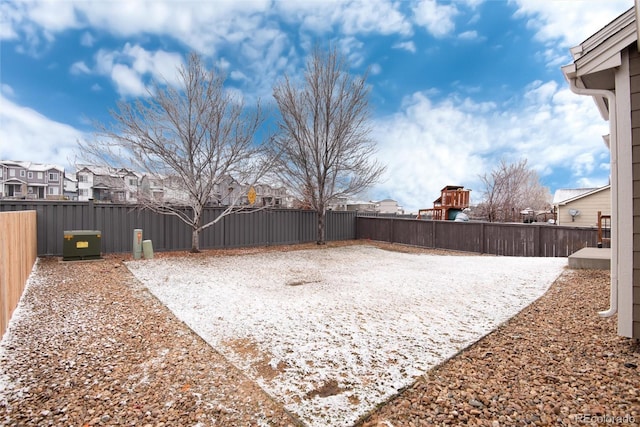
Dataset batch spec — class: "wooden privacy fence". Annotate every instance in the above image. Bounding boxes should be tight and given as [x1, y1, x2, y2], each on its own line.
[0, 201, 356, 256]
[356, 217, 598, 257]
[1, 210, 37, 337]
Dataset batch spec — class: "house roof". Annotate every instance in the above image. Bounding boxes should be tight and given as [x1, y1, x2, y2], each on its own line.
[441, 185, 465, 191]
[552, 188, 596, 204]
[3, 178, 26, 184]
[1, 160, 64, 173]
[562, 6, 636, 117]
[554, 185, 610, 205]
[92, 175, 126, 190]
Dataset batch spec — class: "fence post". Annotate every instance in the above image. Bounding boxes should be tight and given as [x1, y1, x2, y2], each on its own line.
[479, 222, 485, 254]
[390, 218, 394, 243]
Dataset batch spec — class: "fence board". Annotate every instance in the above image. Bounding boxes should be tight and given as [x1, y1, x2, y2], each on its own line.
[0, 210, 37, 338]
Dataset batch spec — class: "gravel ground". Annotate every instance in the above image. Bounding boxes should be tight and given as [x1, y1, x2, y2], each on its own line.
[1, 241, 639, 427]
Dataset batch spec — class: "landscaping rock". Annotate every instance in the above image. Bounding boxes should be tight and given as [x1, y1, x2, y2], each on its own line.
[1, 242, 639, 426]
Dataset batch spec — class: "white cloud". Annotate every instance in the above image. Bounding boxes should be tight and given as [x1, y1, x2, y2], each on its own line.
[512, 0, 632, 66]
[392, 41, 416, 53]
[276, 0, 411, 36]
[372, 82, 610, 213]
[412, 0, 458, 38]
[80, 31, 94, 47]
[84, 44, 184, 97]
[1, 84, 15, 97]
[3, 0, 407, 103]
[230, 70, 248, 81]
[339, 0, 412, 36]
[337, 36, 366, 68]
[216, 58, 231, 71]
[513, 0, 632, 47]
[458, 30, 479, 41]
[121, 44, 184, 85]
[0, 95, 84, 168]
[70, 60, 90, 75]
[0, 1, 22, 40]
[4, 0, 273, 55]
[110, 63, 148, 97]
[25, 0, 79, 33]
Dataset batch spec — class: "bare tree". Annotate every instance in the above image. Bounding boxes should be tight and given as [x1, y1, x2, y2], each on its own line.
[271, 46, 386, 244]
[80, 53, 272, 252]
[478, 159, 551, 222]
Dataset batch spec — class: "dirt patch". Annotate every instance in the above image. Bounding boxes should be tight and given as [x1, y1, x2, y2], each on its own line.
[223, 337, 288, 381]
[305, 379, 345, 399]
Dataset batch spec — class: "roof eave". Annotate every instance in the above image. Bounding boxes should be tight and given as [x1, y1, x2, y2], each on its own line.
[558, 185, 611, 205]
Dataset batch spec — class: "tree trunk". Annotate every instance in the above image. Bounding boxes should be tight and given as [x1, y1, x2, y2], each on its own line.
[317, 209, 326, 245]
[191, 228, 200, 253]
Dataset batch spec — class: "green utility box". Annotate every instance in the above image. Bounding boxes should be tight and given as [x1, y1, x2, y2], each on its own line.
[63, 230, 102, 261]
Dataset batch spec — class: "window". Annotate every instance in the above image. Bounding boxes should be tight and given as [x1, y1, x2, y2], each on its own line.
[49, 172, 59, 181]
[20, 170, 26, 177]
[0, 169, 2, 178]
[28, 171, 33, 179]
[129, 178, 138, 186]
[48, 187, 59, 195]
[78, 175, 89, 183]
[9, 169, 15, 177]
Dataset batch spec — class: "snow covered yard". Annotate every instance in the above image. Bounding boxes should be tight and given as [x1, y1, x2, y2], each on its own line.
[126, 245, 566, 427]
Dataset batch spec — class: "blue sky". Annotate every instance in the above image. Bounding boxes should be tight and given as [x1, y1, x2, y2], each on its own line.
[0, 0, 633, 212]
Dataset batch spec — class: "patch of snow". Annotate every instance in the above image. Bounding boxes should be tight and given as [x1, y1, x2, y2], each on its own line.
[126, 245, 566, 427]
[0, 258, 42, 405]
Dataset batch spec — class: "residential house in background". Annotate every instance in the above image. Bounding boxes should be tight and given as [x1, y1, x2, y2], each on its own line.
[0, 160, 65, 200]
[253, 184, 292, 207]
[137, 173, 294, 208]
[552, 185, 611, 227]
[139, 174, 168, 202]
[375, 199, 403, 214]
[63, 175, 78, 200]
[344, 201, 377, 212]
[561, 4, 638, 339]
[76, 165, 141, 203]
[327, 198, 404, 214]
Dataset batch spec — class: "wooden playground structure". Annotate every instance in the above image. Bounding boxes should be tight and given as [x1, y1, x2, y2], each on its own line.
[417, 185, 471, 221]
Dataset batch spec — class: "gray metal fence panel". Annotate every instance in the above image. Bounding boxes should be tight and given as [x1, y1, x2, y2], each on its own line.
[326, 211, 357, 241]
[0, 201, 355, 256]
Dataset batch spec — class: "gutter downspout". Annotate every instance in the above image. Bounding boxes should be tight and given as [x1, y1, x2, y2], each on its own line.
[566, 78, 618, 318]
